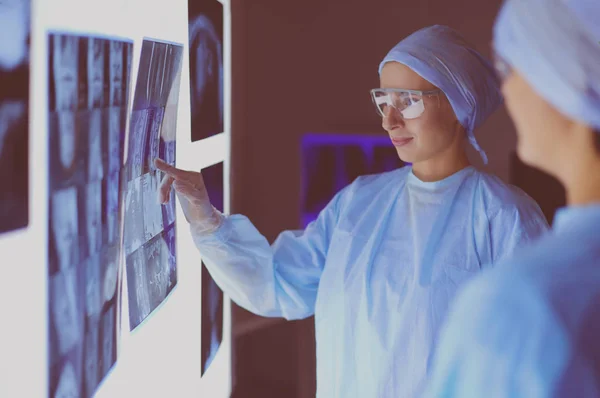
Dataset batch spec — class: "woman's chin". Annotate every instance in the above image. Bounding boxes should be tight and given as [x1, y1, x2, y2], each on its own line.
[395, 147, 418, 164]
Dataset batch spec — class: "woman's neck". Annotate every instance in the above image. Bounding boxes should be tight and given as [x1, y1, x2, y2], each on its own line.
[548, 140, 600, 206]
[411, 150, 471, 182]
[564, 165, 600, 206]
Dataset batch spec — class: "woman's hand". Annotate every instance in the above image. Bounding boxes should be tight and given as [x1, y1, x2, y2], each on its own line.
[154, 158, 222, 234]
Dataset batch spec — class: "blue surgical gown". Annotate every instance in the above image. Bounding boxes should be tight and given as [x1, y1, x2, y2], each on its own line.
[192, 166, 549, 397]
[424, 205, 600, 398]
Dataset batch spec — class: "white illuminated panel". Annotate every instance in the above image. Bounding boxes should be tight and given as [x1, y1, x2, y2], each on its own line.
[0, 0, 232, 396]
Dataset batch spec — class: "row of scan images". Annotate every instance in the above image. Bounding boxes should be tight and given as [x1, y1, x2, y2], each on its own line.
[0, 1, 226, 395]
[47, 30, 226, 398]
[0, 0, 223, 236]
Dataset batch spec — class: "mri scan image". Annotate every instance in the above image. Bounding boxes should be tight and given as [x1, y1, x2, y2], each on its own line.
[125, 39, 183, 331]
[201, 161, 224, 375]
[164, 226, 177, 278]
[108, 41, 124, 107]
[128, 109, 149, 180]
[51, 187, 79, 272]
[84, 254, 102, 320]
[0, 101, 25, 160]
[202, 161, 224, 212]
[127, 229, 177, 330]
[102, 245, 119, 304]
[54, 361, 79, 398]
[147, 107, 164, 171]
[87, 110, 104, 182]
[48, 110, 84, 191]
[84, 181, 103, 257]
[201, 263, 224, 375]
[101, 305, 116, 375]
[145, 236, 169, 308]
[188, 0, 224, 142]
[141, 172, 164, 241]
[123, 175, 145, 255]
[0, 0, 29, 233]
[107, 107, 121, 175]
[50, 267, 81, 357]
[48, 33, 132, 398]
[87, 38, 105, 108]
[162, 185, 176, 228]
[83, 323, 99, 397]
[51, 35, 78, 110]
[104, 172, 120, 245]
[163, 138, 175, 165]
[127, 247, 151, 328]
[58, 111, 77, 173]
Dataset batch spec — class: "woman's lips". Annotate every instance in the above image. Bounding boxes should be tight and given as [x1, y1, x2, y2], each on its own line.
[391, 137, 413, 147]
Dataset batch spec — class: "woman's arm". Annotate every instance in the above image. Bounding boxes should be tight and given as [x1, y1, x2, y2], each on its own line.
[154, 158, 341, 320]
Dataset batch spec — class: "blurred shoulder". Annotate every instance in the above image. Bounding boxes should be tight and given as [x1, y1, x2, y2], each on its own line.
[473, 169, 547, 224]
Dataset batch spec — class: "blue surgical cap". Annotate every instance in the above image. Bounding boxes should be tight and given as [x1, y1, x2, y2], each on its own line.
[494, 0, 600, 131]
[378, 25, 503, 164]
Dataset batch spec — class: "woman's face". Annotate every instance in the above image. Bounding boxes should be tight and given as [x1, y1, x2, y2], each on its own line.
[501, 70, 574, 175]
[379, 62, 465, 164]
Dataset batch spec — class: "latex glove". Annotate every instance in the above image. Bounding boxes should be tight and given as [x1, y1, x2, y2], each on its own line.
[154, 158, 223, 235]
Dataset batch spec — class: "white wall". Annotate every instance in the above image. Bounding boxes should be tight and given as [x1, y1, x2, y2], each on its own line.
[0, 0, 232, 396]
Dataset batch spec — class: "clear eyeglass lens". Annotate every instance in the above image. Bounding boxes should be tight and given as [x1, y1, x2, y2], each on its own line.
[372, 90, 426, 119]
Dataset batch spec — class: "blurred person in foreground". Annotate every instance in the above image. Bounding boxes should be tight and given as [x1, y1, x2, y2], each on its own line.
[424, 0, 600, 397]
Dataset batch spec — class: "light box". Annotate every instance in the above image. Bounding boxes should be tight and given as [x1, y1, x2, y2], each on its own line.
[0, 0, 232, 396]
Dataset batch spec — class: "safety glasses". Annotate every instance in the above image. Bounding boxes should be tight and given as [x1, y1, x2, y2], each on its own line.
[370, 88, 441, 120]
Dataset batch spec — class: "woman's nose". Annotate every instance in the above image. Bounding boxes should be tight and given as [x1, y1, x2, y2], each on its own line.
[382, 106, 405, 131]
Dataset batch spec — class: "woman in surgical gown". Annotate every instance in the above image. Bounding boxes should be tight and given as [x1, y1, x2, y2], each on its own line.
[155, 25, 548, 398]
[424, 1, 600, 397]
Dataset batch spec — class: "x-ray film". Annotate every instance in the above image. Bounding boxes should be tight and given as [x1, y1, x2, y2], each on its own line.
[50, 187, 79, 273]
[125, 39, 183, 331]
[200, 161, 225, 375]
[0, 0, 30, 234]
[54, 360, 80, 398]
[84, 254, 103, 320]
[141, 172, 164, 241]
[47, 32, 132, 398]
[126, 226, 177, 330]
[83, 321, 99, 397]
[104, 172, 120, 245]
[188, 0, 224, 142]
[123, 176, 145, 256]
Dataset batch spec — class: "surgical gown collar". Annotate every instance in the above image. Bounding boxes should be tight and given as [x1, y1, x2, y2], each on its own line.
[407, 165, 475, 191]
[553, 204, 600, 235]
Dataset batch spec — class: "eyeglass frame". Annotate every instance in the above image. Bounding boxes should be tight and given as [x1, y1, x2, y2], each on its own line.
[369, 88, 443, 119]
